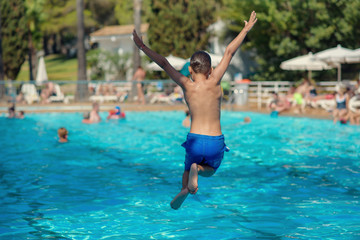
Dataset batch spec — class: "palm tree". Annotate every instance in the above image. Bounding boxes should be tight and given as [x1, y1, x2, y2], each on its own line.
[76, 0, 88, 101]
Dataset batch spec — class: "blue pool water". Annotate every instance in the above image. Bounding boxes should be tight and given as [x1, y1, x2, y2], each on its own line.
[0, 111, 359, 239]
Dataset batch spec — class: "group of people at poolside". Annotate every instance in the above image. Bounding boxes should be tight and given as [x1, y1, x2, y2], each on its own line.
[268, 78, 360, 125]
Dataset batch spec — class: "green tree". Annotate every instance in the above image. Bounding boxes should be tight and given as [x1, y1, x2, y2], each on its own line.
[87, 0, 118, 26]
[147, 0, 222, 59]
[223, 0, 360, 81]
[104, 51, 131, 80]
[0, 0, 28, 80]
[87, 49, 105, 80]
[41, 0, 96, 55]
[114, 0, 151, 25]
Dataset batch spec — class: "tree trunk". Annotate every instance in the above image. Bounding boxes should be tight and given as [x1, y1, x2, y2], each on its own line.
[130, 0, 142, 101]
[0, 8, 6, 100]
[28, 28, 35, 81]
[75, 0, 88, 102]
[133, 0, 141, 70]
[51, 34, 57, 54]
[43, 34, 49, 56]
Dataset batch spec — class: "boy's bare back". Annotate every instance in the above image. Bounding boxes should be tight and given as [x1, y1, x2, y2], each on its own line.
[181, 71, 223, 136]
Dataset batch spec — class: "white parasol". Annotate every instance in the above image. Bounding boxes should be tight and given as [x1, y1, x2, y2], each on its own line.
[314, 44, 354, 82]
[35, 56, 48, 85]
[280, 52, 332, 80]
[345, 48, 360, 63]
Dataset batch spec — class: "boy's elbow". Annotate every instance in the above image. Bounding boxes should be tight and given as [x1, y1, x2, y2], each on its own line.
[224, 47, 235, 58]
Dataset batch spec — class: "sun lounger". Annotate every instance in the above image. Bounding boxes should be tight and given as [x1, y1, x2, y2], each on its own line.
[48, 84, 65, 102]
[349, 95, 360, 113]
[21, 83, 40, 104]
[311, 99, 335, 111]
[103, 95, 118, 102]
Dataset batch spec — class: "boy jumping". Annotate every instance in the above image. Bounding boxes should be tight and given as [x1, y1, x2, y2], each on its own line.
[133, 11, 257, 209]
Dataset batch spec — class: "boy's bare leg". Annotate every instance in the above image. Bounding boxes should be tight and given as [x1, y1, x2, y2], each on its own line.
[170, 171, 190, 210]
[170, 188, 189, 210]
[188, 163, 215, 194]
[171, 164, 216, 209]
[188, 163, 199, 194]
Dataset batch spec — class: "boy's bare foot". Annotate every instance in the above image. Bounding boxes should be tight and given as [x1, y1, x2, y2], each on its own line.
[188, 163, 198, 194]
[170, 188, 189, 210]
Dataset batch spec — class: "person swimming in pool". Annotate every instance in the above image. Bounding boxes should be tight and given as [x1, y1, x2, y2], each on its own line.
[58, 127, 68, 143]
[7, 104, 16, 118]
[82, 112, 92, 124]
[17, 111, 25, 119]
[107, 106, 126, 120]
[133, 11, 257, 209]
[89, 102, 101, 123]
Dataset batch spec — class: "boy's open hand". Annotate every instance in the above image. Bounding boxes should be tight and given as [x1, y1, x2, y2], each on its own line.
[244, 11, 257, 32]
[133, 30, 145, 49]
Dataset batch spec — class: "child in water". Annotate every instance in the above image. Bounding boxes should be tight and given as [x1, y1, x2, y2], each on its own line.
[58, 127, 68, 143]
[133, 11, 257, 209]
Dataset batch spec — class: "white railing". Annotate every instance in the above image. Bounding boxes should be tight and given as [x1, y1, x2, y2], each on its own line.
[2, 80, 356, 107]
[231, 81, 355, 109]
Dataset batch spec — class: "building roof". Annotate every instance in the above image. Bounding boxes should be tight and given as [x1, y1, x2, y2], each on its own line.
[90, 23, 149, 37]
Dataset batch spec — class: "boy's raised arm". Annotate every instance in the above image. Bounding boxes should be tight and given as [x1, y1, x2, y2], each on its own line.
[132, 30, 188, 88]
[212, 11, 257, 82]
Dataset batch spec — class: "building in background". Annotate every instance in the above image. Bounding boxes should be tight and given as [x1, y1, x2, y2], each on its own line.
[90, 24, 149, 55]
[89, 24, 149, 81]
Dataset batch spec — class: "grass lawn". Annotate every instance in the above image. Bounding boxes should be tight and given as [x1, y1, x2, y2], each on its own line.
[16, 54, 78, 81]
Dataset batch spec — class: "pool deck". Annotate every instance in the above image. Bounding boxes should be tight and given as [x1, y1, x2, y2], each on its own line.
[0, 102, 333, 120]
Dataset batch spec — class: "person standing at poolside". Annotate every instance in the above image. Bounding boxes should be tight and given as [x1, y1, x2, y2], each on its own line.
[133, 11, 257, 209]
[132, 66, 146, 104]
[89, 102, 101, 123]
[332, 85, 349, 124]
[292, 79, 310, 114]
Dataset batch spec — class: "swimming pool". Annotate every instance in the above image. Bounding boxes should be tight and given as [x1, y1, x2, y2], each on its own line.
[1, 111, 359, 239]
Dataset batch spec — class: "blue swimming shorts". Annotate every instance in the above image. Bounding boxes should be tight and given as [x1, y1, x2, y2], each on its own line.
[181, 133, 229, 172]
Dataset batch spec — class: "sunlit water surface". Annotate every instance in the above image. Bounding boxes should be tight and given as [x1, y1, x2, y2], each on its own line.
[0, 111, 359, 239]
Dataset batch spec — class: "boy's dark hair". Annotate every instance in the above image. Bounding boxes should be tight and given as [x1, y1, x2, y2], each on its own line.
[190, 51, 211, 74]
